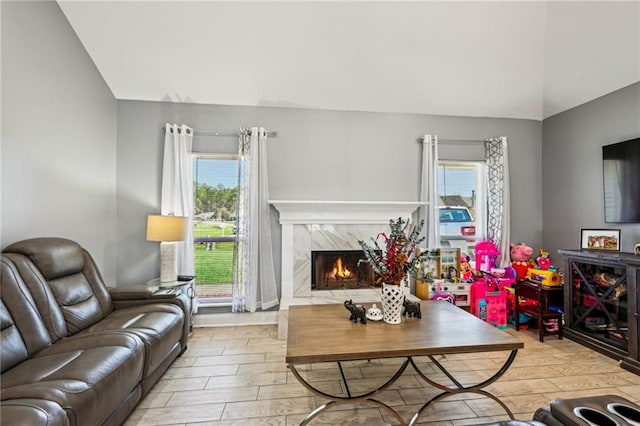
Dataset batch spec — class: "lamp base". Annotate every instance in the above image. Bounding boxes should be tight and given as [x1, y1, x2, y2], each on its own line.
[160, 242, 177, 283]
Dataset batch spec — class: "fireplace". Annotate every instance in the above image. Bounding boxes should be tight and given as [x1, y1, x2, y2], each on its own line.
[269, 200, 426, 339]
[312, 250, 375, 290]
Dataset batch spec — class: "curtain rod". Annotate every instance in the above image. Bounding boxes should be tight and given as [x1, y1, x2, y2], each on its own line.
[162, 127, 278, 137]
[416, 137, 485, 144]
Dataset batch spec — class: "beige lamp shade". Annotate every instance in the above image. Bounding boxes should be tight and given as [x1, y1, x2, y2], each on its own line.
[146, 215, 188, 242]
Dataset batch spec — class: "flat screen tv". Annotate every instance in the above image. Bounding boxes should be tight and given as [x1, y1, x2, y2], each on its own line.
[602, 138, 640, 223]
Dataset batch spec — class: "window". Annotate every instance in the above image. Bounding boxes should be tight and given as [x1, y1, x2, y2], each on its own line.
[192, 154, 239, 303]
[438, 161, 486, 258]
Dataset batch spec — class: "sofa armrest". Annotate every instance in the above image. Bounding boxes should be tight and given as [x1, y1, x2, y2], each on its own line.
[110, 292, 191, 352]
[109, 285, 156, 301]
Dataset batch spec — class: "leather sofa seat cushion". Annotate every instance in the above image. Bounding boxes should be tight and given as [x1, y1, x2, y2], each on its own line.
[80, 303, 184, 378]
[0, 398, 70, 426]
[1, 331, 144, 426]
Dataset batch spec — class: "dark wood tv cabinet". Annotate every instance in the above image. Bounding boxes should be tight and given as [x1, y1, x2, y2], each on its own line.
[559, 249, 640, 375]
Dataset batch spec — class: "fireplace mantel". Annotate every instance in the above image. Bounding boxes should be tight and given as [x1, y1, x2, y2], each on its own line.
[269, 200, 427, 224]
[270, 200, 426, 339]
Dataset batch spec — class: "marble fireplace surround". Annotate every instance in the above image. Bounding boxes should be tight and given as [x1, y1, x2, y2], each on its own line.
[269, 200, 425, 338]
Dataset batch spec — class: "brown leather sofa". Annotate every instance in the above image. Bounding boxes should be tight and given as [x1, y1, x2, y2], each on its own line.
[1, 238, 190, 425]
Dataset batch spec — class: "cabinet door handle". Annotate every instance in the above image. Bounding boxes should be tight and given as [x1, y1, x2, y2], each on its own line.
[634, 313, 640, 319]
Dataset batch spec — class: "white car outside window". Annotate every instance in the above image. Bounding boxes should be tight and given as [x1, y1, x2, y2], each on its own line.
[439, 206, 476, 241]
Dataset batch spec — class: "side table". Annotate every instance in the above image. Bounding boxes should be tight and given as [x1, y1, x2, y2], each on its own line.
[147, 278, 195, 332]
[514, 279, 563, 342]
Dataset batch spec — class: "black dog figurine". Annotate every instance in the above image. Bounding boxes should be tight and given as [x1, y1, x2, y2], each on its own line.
[403, 297, 422, 318]
[344, 299, 367, 323]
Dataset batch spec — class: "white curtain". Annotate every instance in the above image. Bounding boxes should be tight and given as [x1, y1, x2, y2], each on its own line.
[233, 127, 278, 312]
[485, 136, 511, 268]
[419, 134, 439, 248]
[161, 123, 195, 276]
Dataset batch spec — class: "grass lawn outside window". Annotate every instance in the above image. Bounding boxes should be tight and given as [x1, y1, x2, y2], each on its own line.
[193, 220, 235, 298]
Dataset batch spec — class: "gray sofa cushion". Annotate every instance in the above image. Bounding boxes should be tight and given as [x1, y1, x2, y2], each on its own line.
[1, 331, 144, 425]
[81, 303, 184, 377]
[0, 399, 70, 426]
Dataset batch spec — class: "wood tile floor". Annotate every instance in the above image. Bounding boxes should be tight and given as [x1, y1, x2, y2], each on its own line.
[125, 324, 640, 425]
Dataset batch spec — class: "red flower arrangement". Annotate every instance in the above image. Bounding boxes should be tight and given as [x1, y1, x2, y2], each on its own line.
[358, 217, 427, 285]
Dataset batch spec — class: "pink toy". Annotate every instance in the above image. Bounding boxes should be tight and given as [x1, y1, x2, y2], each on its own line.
[503, 267, 517, 279]
[459, 256, 475, 281]
[535, 249, 552, 270]
[474, 240, 500, 272]
[510, 242, 534, 280]
[429, 281, 455, 304]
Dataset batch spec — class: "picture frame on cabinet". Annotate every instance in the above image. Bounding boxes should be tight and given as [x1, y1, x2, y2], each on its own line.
[419, 249, 441, 280]
[439, 247, 461, 279]
[580, 229, 620, 251]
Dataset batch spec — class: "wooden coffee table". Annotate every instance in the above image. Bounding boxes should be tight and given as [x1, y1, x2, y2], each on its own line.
[286, 301, 524, 425]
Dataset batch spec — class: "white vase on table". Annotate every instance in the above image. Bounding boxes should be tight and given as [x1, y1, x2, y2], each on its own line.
[381, 283, 404, 324]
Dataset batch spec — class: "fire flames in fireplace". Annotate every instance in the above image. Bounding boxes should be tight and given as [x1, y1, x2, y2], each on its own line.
[330, 257, 353, 280]
[312, 250, 374, 290]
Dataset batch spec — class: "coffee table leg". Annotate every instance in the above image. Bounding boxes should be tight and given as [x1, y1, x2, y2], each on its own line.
[337, 361, 351, 398]
[288, 359, 411, 425]
[407, 350, 519, 425]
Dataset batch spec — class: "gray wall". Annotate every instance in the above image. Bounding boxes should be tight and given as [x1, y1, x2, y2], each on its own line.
[3, 0, 636, 294]
[542, 82, 640, 257]
[117, 100, 542, 285]
[1, 1, 118, 283]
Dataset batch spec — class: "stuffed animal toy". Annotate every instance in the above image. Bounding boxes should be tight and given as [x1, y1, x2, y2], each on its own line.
[459, 256, 475, 281]
[510, 242, 534, 280]
[460, 255, 482, 281]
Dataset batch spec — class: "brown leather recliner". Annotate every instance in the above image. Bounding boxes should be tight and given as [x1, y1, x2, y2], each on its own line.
[535, 394, 640, 426]
[1, 238, 190, 426]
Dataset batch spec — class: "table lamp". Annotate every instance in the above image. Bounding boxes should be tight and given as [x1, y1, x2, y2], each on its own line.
[146, 214, 188, 282]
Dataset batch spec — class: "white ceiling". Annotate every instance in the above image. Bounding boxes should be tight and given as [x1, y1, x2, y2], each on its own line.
[58, 1, 640, 121]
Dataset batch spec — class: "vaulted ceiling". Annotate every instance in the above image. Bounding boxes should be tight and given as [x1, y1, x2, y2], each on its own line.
[58, 1, 639, 121]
